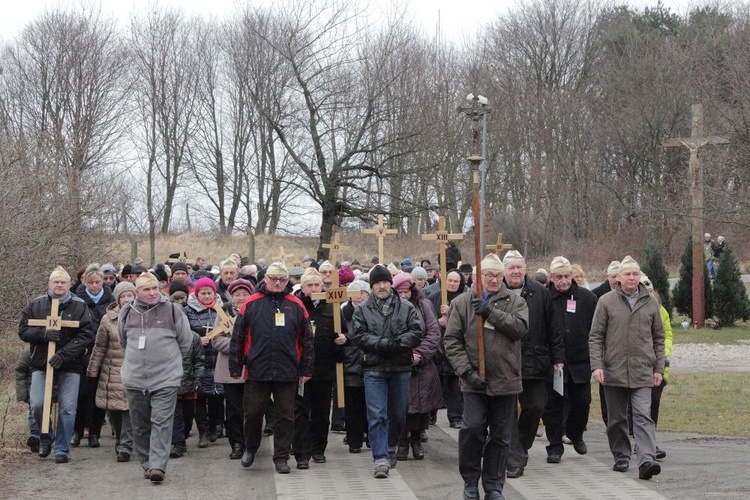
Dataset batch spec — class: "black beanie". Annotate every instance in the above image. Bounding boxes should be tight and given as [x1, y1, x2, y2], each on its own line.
[171, 262, 189, 274]
[369, 264, 392, 285]
[169, 280, 189, 296]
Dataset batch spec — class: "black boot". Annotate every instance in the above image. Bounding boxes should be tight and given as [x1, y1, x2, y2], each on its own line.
[198, 433, 209, 448]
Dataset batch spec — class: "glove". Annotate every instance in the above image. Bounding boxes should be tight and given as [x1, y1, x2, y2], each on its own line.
[471, 299, 490, 318]
[376, 337, 399, 353]
[462, 370, 487, 390]
[48, 353, 64, 370]
[44, 330, 61, 342]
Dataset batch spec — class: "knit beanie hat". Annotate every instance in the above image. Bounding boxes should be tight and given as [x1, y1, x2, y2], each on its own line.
[228, 279, 254, 295]
[411, 267, 428, 280]
[49, 266, 71, 282]
[369, 264, 392, 285]
[502, 250, 525, 265]
[347, 280, 371, 293]
[300, 268, 323, 285]
[392, 273, 413, 292]
[266, 261, 289, 277]
[338, 267, 355, 286]
[114, 281, 136, 303]
[194, 277, 217, 293]
[135, 272, 159, 289]
[549, 256, 572, 274]
[171, 262, 189, 274]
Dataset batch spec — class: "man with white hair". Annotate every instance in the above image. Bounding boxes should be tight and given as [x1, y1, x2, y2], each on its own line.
[589, 256, 665, 480]
[543, 256, 598, 463]
[216, 259, 240, 304]
[444, 254, 528, 500]
[503, 250, 565, 479]
[592, 261, 621, 299]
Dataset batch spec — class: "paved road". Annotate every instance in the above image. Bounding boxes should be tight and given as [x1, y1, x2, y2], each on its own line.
[3, 411, 750, 499]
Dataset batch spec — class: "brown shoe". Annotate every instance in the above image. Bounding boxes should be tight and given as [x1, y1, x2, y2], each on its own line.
[143, 468, 151, 480]
[150, 469, 165, 483]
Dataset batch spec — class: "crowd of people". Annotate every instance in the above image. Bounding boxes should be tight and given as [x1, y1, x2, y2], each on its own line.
[16, 244, 668, 499]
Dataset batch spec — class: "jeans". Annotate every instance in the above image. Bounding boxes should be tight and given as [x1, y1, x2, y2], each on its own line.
[363, 370, 411, 466]
[28, 405, 40, 439]
[30, 370, 80, 457]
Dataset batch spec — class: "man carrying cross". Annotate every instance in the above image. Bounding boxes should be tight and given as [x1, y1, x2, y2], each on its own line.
[19, 266, 96, 463]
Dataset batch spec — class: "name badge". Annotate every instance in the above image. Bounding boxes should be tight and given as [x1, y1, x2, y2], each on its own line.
[566, 300, 576, 313]
[138, 336, 146, 349]
[310, 321, 316, 337]
[483, 319, 495, 330]
[275, 313, 286, 327]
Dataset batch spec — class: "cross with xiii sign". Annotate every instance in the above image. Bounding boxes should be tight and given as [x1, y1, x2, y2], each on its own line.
[311, 232, 356, 408]
[27, 299, 80, 434]
[421, 216, 463, 307]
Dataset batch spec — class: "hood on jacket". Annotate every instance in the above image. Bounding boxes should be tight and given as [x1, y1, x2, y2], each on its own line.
[186, 292, 223, 313]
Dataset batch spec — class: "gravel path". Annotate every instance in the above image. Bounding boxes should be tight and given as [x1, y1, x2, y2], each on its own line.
[670, 343, 750, 373]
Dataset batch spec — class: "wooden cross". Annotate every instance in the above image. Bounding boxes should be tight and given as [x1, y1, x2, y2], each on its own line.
[322, 232, 349, 264]
[363, 214, 398, 264]
[205, 304, 236, 340]
[27, 298, 80, 434]
[421, 216, 463, 307]
[664, 103, 729, 329]
[166, 249, 196, 266]
[486, 233, 513, 256]
[273, 245, 296, 267]
[312, 233, 357, 408]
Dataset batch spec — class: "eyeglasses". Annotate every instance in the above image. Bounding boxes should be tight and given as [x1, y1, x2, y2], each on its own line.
[482, 273, 502, 281]
[266, 276, 288, 283]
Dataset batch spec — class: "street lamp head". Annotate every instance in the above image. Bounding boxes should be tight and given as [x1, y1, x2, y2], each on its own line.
[466, 93, 488, 106]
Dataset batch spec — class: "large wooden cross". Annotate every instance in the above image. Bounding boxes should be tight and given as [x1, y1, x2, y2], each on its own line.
[273, 245, 296, 267]
[322, 233, 348, 263]
[664, 103, 729, 329]
[311, 232, 356, 408]
[363, 214, 398, 264]
[421, 216, 463, 307]
[166, 249, 196, 266]
[205, 304, 236, 340]
[486, 233, 513, 256]
[27, 298, 80, 434]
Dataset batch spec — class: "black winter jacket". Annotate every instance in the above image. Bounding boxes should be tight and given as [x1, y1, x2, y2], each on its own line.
[184, 294, 223, 395]
[295, 291, 343, 381]
[342, 302, 364, 387]
[547, 281, 598, 384]
[352, 291, 423, 373]
[75, 284, 114, 333]
[504, 276, 565, 380]
[19, 293, 96, 373]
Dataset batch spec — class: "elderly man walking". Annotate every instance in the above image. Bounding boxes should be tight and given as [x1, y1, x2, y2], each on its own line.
[119, 272, 193, 483]
[589, 256, 665, 480]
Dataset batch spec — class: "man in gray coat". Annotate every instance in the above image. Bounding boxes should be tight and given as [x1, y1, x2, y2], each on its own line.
[119, 273, 192, 483]
[444, 255, 529, 500]
[589, 255, 665, 480]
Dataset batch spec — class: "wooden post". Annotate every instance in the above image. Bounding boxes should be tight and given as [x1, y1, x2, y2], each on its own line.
[363, 214, 398, 264]
[273, 246, 296, 268]
[421, 216, 463, 307]
[311, 232, 356, 408]
[205, 304, 236, 340]
[664, 104, 729, 329]
[27, 299, 80, 434]
[166, 249, 196, 266]
[486, 233, 513, 256]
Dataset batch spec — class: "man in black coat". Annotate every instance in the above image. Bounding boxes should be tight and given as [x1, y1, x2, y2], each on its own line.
[502, 251, 565, 479]
[543, 256, 598, 462]
[591, 260, 620, 299]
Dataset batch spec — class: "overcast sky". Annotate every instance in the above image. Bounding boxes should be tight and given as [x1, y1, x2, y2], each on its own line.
[0, 0, 699, 44]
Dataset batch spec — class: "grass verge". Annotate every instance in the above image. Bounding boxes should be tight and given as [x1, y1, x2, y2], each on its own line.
[671, 320, 750, 345]
[590, 372, 750, 437]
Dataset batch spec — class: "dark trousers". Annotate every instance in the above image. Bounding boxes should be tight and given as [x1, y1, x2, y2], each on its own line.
[331, 381, 346, 430]
[344, 385, 367, 449]
[399, 413, 429, 445]
[243, 380, 296, 461]
[223, 384, 244, 448]
[543, 380, 591, 456]
[440, 373, 463, 422]
[172, 398, 196, 444]
[74, 376, 106, 437]
[599, 383, 608, 426]
[459, 392, 515, 495]
[507, 379, 547, 469]
[196, 393, 224, 435]
[293, 379, 333, 461]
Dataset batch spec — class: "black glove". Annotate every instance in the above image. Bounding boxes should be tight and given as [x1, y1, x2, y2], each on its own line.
[44, 330, 61, 342]
[462, 370, 487, 390]
[48, 353, 64, 370]
[471, 299, 490, 318]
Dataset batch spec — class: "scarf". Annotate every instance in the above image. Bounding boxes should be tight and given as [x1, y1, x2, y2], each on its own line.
[374, 290, 396, 317]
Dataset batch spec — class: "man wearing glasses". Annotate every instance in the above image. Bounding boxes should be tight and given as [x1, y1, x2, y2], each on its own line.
[229, 262, 314, 474]
[444, 254, 528, 500]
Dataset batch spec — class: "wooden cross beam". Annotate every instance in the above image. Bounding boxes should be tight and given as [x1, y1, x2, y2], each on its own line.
[421, 216, 463, 307]
[27, 298, 80, 434]
[486, 233, 513, 256]
[205, 304, 236, 340]
[166, 249, 196, 266]
[273, 245, 296, 267]
[363, 214, 398, 264]
[322, 232, 349, 264]
[664, 103, 729, 329]
[311, 240, 357, 408]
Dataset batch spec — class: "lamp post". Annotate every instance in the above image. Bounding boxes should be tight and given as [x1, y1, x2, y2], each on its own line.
[458, 93, 490, 249]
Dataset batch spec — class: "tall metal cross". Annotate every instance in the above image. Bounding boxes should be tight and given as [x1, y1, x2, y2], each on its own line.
[27, 298, 80, 434]
[664, 103, 729, 329]
[486, 233, 513, 256]
[363, 214, 398, 264]
[421, 216, 463, 307]
[311, 232, 356, 408]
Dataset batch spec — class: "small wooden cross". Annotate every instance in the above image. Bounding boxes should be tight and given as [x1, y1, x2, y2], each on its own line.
[27, 298, 80, 434]
[363, 214, 398, 264]
[205, 304, 236, 340]
[311, 235, 357, 408]
[322, 233, 349, 264]
[166, 249, 196, 266]
[421, 216, 463, 307]
[273, 245, 296, 267]
[486, 233, 513, 256]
